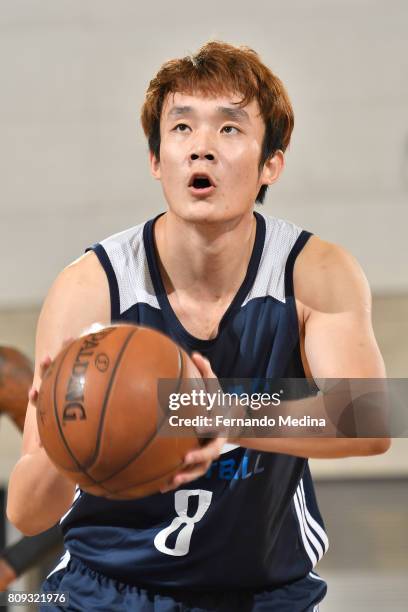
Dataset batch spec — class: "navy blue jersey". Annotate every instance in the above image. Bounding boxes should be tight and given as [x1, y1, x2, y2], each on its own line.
[57, 211, 329, 590]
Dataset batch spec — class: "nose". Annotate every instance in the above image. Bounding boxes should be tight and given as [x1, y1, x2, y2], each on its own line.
[190, 151, 215, 161]
[189, 133, 216, 162]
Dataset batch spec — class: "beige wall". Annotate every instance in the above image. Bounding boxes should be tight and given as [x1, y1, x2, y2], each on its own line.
[0, 295, 407, 483]
[1, 0, 407, 307]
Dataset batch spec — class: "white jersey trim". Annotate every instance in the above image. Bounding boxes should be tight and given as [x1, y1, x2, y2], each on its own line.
[59, 486, 81, 524]
[220, 443, 240, 454]
[242, 214, 303, 306]
[309, 571, 326, 582]
[98, 214, 304, 315]
[100, 223, 160, 314]
[47, 549, 71, 579]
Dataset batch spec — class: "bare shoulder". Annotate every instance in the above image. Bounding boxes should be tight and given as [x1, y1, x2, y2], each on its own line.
[21, 251, 111, 455]
[294, 235, 372, 317]
[37, 250, 111, 361]
[59, 250, 107, 289]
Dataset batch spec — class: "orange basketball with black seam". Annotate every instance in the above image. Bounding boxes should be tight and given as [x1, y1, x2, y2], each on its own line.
[36, 324, 205, 499]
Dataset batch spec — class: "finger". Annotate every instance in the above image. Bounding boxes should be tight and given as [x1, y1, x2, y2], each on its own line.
[160, 483, 175, 494]
[160, 477, 185, 493]
[161, 457, 212, 491]
[161, 462, 211, 491]
[159, 459, 192, 493]
[184, 448, 213, 465]
[184, 450, 217, 466]
[191, 353, 216, 379]
[173, 461, 212, 485]
[39, 355, 52, 379]
[62, 336, 74, 349]
[185, 437, 226, 464]
[38, 338, 72, 380]
[28, 387, 38, 404]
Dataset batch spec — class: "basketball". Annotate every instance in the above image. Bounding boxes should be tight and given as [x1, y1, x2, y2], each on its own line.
[36, 324, 206, 499]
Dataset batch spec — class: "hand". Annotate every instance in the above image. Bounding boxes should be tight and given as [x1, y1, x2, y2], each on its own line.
[28, 338, 73, 445]
[161, 352, 227, 492]
[28, 337, 74, 407]
[28, 354, 52, 407]
[0, 557, 17, 591]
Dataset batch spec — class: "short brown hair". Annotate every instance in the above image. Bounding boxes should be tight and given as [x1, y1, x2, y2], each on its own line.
[140, 41, 294, 203]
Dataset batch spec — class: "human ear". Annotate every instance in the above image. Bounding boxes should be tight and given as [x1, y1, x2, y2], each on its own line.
[149, 151, 161, 180]
[260, 150, 285, 186]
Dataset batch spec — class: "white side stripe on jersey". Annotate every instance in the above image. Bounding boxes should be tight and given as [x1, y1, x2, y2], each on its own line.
[293, 478, 329, 566]
[295, 488, 324, 560]
[293, 492, 318, 566]
[59, 485, 81, 524]
[46, 549, 71, 579]
[309, 571, 326, 582]
[300, 479, 329, 552]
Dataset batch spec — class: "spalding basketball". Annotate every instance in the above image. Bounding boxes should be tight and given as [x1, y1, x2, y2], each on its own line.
[36, 325, 206, 499]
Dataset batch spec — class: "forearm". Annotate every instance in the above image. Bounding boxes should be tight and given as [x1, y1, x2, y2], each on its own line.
[236, 436, 391, 458]
[235, 384, 391, 457]
[233, 379, 389, 458]
[7, 450, 75, 536]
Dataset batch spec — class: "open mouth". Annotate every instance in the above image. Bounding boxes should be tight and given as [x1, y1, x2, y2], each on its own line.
[188, 174, 216, 194]
[193, 177, 212, 189]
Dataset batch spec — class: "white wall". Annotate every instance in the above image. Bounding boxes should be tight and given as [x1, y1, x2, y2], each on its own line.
[1, 0, 407, 306]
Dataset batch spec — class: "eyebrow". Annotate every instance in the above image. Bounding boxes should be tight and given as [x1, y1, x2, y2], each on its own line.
[167, 105, 250, 123]
[216, 106, 250, 122]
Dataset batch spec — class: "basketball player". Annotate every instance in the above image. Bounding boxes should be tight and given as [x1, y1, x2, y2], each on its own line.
[0, 347, 62, 591]
[7, 42, 390, 611]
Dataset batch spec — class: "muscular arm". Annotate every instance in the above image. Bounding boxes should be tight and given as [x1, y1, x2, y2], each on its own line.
[7, 251, 110, 536]
[238, 238, 391, 458]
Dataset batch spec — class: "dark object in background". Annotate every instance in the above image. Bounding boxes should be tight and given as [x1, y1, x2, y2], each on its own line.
[0, 347, 33, 431]
[0, 524, 63, 586]
[0, 346, 63, 596]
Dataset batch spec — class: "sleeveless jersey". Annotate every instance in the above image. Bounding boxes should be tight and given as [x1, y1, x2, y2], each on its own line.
[57, 211, 329, 590]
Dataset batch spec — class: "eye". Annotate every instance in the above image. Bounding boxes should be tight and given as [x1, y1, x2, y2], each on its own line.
[221, 125, 240, 134]
[173, 123, 190, 132]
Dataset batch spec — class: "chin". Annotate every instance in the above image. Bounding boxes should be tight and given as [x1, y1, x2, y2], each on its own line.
[170, 199, 245, 225]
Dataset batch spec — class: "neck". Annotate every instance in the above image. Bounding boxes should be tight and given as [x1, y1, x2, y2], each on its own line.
[154, 210, 257, 302]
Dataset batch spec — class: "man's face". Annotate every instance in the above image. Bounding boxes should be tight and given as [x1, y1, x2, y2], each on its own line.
[150, 91, 278, 224]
